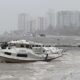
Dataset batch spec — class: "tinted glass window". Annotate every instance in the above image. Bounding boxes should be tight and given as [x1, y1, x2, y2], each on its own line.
[20, 44, 24, 47]
[4, 52, 11, 55]
[17, 54, 27, 57]
[26, 45, 30, 48]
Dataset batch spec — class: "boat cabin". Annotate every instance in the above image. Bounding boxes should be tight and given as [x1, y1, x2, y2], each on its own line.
[1, 40, 51, 51]
[7, 40, 44, 49]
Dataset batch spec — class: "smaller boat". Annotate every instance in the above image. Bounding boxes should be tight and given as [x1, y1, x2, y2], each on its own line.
[0, 40, 63, 63]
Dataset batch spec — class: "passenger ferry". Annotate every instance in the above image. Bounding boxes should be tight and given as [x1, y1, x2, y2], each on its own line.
[0, 40, 63, 63]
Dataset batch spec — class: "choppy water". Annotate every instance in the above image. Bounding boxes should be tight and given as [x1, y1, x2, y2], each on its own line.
[0, 47, 80, 80]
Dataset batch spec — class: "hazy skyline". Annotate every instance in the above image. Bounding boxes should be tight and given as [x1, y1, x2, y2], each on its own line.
[0, 0, 80, 34]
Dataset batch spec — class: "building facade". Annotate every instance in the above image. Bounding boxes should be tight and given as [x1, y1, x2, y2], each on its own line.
[18, 13, 31, 33]
[57, 11, 80, 29]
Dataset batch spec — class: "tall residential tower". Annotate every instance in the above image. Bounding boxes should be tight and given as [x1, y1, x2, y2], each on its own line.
[18, 13, 31, 33]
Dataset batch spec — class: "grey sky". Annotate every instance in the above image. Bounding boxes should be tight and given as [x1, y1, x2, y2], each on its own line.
[0, 0, 80, 34]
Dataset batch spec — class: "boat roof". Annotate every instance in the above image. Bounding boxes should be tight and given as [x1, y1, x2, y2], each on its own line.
[8, 40, 43, 46]
[8, 40, 29, 45]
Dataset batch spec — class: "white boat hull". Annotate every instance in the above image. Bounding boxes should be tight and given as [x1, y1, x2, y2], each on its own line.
[0, 52, 62, 63]
[0, 40, 63, 63]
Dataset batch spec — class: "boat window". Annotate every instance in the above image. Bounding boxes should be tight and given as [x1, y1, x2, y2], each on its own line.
[46, 45, 51, 47]
[4, 52, 11, 55]
[49, 45, 51, 47]
[20, 44, 24, 47]
[32, 45, 34, 47]
[17, 54, 28, 57]
[15, 44, 21, 47]
[43, 45, 44, 47]
[26, 45, 30, 48]
[35, 45, 39, 47]
[43, 50, 45, 52]
[38, 45, 41, 47]
[45, 45, 48, 47]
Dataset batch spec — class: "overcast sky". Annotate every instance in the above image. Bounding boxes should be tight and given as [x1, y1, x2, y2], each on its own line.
[0, 0, 80, 34]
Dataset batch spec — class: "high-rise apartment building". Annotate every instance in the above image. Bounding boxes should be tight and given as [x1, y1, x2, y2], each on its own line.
[38, 17, 45, 31]
[57, 11, 80, 29]
[18, 13, 31, 33]
[18, 13, 26, 31]
[47, 10, 55, 28]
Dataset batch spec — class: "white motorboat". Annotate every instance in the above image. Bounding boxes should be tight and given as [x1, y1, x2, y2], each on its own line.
[0, 40, 63, 63]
